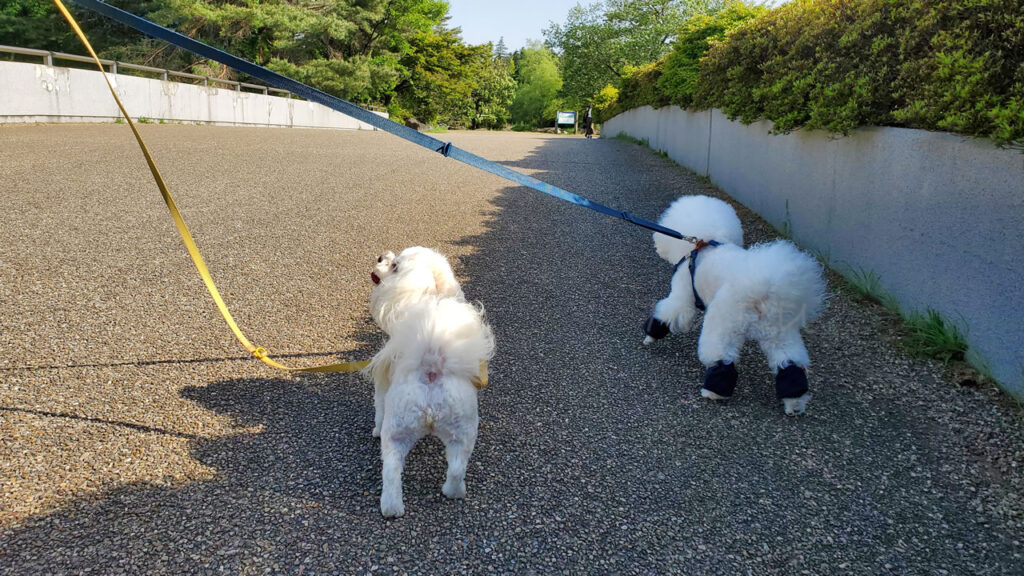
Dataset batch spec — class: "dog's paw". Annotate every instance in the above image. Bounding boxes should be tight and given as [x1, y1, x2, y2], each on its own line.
[380, 493, 405, 518]
[700, 387, 730, 401]
[372, 425, 381, 438]
[642, 336, 655, 345]
[782, 393, 811, 416]
[442, 478, 467, 499]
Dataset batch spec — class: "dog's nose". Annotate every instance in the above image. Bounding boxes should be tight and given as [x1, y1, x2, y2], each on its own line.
[371, 271, 381, 285]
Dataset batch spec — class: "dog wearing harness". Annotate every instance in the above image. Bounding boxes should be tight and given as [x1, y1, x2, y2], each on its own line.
[641, 196, 826, 415]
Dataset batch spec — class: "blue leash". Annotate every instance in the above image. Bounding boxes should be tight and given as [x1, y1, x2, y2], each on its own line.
[66, 0, 683, 240]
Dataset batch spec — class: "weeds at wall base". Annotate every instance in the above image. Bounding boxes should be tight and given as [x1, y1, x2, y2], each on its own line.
[615, 132, 650, 147]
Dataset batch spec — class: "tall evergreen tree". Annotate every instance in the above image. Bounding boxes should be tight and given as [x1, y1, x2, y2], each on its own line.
[494, 36, 509, 61]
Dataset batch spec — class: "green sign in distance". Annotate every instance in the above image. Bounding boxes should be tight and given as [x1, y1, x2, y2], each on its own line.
[556, 111, 576, 124]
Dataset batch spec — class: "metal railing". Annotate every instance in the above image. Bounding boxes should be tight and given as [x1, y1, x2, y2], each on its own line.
[1, 44, 291, 96]
[1, 44, 390, 113]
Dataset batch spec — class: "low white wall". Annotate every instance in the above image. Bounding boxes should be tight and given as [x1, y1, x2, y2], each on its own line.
[606, 106, 1024, 400]
[0, 60, 386, 129]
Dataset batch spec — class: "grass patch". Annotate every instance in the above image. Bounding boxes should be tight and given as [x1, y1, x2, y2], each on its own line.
[902, 309, 968, 364]
[114, 117, 125, 124]
[843, 266, 967, 364]
[615, 133, 676, 161]
[844, 266, 900, 313]
[424, 125, 448, 134]
[807, 245, 832, 268]
[615, 132, 650, 147]
[846, 266, 885, 302]
[138, 116, 153, 124]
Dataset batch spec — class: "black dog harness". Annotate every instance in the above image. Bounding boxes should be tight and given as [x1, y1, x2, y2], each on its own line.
[676, 239, 721, 312]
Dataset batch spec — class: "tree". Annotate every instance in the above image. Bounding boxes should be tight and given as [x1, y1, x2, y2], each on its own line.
[656, 1, 765, 108]
[509, 42, 563, 127]
[1, 0, 452, 105]
[544, 0, 718, 107]
[471, 54, 517, 128]
[393, 23, 492, 126]
[494, 36, 509, 61]
[0, 0, 172, 58]
[160, 0, 449, 103]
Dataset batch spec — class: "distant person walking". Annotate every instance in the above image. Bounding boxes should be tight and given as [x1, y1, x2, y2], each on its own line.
[583, 104, 594, 139]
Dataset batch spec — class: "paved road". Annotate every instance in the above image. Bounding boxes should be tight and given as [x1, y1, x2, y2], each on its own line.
[1, 125, 1021, 575]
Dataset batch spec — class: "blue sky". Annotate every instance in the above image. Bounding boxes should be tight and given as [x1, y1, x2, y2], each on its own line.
[445, 0, 586, 51]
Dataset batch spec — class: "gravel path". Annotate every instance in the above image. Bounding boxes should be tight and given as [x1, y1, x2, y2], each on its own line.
[1, 124, 1021, 575]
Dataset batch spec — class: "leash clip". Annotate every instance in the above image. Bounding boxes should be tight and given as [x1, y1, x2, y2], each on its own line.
[251, 347, 268, 359]
[436, 142, 452, 157]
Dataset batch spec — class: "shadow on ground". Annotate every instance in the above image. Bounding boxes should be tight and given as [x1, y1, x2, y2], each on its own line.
[2, 135, 1021, 575]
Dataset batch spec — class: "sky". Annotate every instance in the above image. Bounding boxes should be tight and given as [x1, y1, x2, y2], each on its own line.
[445, 0, 585, 51]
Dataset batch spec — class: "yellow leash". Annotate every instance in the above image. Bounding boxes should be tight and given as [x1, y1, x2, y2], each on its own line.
[55, 0, 367, 374]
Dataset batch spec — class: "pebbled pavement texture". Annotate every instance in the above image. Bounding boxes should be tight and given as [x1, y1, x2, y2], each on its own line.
[1, 124, 1022, 575]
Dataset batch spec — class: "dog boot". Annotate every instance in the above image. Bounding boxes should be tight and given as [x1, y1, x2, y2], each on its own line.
[642, 315, 671, 344]
[776, 362, 810, 416]
[701, 361, 737, 400]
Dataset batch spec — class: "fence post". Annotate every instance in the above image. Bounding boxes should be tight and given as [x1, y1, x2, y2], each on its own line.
[45, 52, 53, 67]
[110, 61, 117, 75]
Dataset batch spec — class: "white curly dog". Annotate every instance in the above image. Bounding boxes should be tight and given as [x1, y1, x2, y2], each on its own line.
[642, 196, 826, 415]
[366, 247, 494, 517]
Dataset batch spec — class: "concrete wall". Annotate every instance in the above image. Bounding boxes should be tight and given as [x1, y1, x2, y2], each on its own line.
[606, 106, 1024, 400]
[0, 60, 386, 129]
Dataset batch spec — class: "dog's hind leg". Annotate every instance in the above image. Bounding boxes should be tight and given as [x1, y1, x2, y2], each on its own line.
[380, 430, 420, 517]
[373, 378, 387, 437]
[758, 329, 811, 416]
[439, 416, 478, 500]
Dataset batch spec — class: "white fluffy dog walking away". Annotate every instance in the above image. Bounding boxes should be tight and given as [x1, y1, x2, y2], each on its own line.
[642, 196, 826, 415]
[366, 247, 494, 517]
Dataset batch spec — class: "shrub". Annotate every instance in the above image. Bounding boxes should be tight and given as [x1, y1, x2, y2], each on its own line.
[891, 0, 1024, 145]
[695, 0, 905, 134]
[658, 2, 766, 109]
[597, 0, 1023, 145]
[616, 61, 669, 113]
[691, 0, 1024, 143]
[386, 102, 411, 123]
[592, 84, 620, 123]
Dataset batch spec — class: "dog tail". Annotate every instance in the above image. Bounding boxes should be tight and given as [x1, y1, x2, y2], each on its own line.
[732, 240, 827, 330]
[366, 296, 495, 386]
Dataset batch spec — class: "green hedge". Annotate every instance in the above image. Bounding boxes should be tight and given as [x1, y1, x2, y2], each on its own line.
[602, 0, 1024, 146]
[598, 1, 761, 124]
[658, 2, 767, 109]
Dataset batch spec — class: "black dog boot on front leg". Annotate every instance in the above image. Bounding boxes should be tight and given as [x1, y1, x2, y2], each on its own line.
[642, 315, 671, 345]
[776, 362, 810, 416]
[701, 361, 737, 400]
